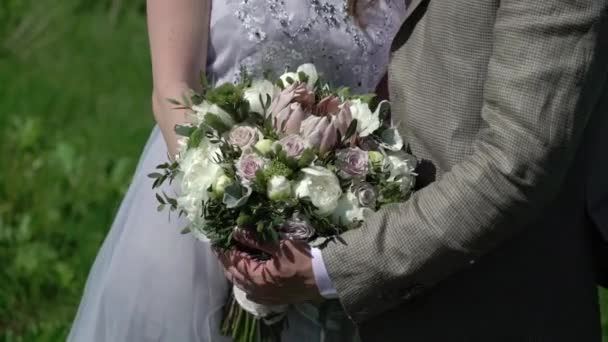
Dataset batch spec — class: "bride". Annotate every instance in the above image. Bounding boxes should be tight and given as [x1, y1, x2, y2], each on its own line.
[68, 0, 406, 341]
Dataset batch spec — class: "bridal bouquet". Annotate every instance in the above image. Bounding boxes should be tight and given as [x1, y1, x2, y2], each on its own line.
[149, 64, 417, 342]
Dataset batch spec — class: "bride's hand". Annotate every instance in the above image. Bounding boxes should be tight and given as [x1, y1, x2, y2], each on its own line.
[218, 230, 324, 306]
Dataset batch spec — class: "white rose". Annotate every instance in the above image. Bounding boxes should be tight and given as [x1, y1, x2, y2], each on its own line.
[213, 175, 233, 196]
[279, 72, 299, 86]
[387, 153, 416, 181]
[387, 152, 417, 194]
[349, 99, 385, 137]
[294, 166, 342, 216]
[176, 140, 225, 237]
[331, 191, 374, 227]
[243, 80, 278, 115]
[192, 100, 235, 127]
[267, 175, 292, 201]
[296, 63, 319, 86]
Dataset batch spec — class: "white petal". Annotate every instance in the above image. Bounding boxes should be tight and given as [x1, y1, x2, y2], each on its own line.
[244, 80, 277, 114]
[279, 72, 299, 86]
[297, 63, 319, 86]
[380, 127, 404, 151]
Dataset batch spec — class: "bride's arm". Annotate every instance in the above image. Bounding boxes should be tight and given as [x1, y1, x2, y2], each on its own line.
[147, 0, 210, 157]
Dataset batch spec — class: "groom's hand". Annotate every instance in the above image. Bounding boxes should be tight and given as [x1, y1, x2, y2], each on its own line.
[218, 238, 324, 306]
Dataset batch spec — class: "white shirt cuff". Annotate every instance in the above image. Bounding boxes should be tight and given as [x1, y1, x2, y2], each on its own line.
[310, 247, 339, 299]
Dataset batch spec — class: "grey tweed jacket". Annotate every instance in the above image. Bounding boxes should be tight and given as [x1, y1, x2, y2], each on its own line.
[321, 0, 608, 340]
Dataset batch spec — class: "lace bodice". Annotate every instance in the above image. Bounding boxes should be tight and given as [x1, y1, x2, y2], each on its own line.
[207, 0, 407, 93]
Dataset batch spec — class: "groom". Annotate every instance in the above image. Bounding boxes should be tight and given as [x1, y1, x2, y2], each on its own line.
[221, 0, 608, 340]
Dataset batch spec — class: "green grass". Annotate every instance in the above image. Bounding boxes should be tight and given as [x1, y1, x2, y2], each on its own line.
[0, 7, 152, 341]
[0, 5, 607, 342]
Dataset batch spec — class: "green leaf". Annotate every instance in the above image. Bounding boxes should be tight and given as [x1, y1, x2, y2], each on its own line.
[223, 183, 252, 209]
[175, 124, 196, 137]
[204, 113, 231, 134]
[155, 193, 166, 204]
[357, 93, 376, 104]
[236, 212, 252, 227]
[157, 204, 165, 212]
[164, 194, 178, 207]
[181, 226, 192, 234]
[188, 128, 203, 148]
[200, 70, 209, 90]
[298, 71, 309, 83]
[336, 87, 352, 99]
[148, 172, 163, 179]
[298, 149, 316, 168]
[268, 227, 279, 243]
[342, 119, 358, 142]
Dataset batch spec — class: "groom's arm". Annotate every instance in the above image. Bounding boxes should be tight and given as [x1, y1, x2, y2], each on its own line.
[322, 1, 608, 322]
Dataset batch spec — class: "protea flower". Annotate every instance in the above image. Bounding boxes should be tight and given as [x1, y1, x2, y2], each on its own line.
[299, 96, 353, 154]
[275, 102, 309, 135]
[267, 82, 314, 134]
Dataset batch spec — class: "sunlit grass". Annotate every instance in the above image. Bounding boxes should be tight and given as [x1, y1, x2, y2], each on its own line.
[0, 9, 152, 341]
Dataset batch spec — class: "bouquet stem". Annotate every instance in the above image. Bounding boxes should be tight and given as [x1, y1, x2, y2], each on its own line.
[221, 291, 284, 342]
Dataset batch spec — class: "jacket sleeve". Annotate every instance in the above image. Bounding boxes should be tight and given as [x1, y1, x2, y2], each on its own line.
[322, 0, 608, 323]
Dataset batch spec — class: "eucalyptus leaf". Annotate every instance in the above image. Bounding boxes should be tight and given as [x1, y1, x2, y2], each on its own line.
[148, 172, 163, 179]
[379, 127, 404, 151]
[188, 129, 203, 148]
[204, 113, 231, 134]
[175, 124, 196, 137]
[223, 183, 252, 209]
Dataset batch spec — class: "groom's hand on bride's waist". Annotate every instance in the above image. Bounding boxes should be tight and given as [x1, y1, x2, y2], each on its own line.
[217, 237, 324, 306]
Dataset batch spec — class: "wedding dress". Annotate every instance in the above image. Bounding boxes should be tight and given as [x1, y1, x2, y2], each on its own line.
[68, 1, 406, 341]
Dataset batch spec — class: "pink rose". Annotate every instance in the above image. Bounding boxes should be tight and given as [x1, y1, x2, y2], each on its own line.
[352, 182, 377, 208]
[236, 153, 267, 182]
[227, 125, 263, 148]
[278, 215, 315, 241]
[336, 147, 369, 178]
[278, 134, 309, 158]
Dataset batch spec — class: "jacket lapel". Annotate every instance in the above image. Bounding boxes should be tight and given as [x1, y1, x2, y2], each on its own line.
[404, 0, 427, 21]
[391, 0, 430, 52]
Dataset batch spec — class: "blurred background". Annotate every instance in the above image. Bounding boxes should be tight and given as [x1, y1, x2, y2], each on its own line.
[0, 1, 606, 341]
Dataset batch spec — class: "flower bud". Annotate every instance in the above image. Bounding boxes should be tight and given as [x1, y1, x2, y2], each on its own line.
[213, 175, 233, 196]
[254, 139, 275, 156]
[267, 175, 292, 201]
